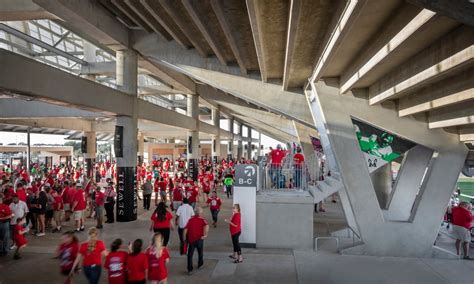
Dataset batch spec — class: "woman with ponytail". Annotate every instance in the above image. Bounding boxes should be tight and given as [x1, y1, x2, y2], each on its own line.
[70, 227, 108, 284]
[146, 233, 170, 284]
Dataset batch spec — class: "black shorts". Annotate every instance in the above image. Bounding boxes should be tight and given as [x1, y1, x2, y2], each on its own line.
[46, 210, 54, 219]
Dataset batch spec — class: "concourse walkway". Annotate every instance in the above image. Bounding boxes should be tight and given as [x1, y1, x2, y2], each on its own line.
[1, 191, 473, 284]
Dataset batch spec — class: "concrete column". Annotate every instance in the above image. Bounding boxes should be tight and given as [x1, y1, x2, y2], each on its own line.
[83, 131, 96, 179]
[187, 94, 199, 180]
[247, 126, 252, 160]
[257, 132, 262, 157]
[26, 127, 31, 173]
[211, 107, 221, 163]
[82, 40, 97, 81]
[237, 123, 243, 159]
[227, 118, 234, 160]
[370, 163, 393, 209]
[115, 49, 138, 222]
[137, 132, 144, 165]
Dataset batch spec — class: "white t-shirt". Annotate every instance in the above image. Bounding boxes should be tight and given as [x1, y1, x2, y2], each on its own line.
[176, 204, 194, 229]
[9, 201, 29, 225]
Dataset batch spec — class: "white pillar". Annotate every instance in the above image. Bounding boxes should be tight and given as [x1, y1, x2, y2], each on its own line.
[247, 126, 252, 160]
[211, 108, 221, 162]
[26, 128, 31, 173]
[257, 132, 262, 157]
[138, 132, 145, 165]
[228, 118, 234, 160]
[82, 40, 97, 81]
[187, 94, 199, 180]
[115, 49, 138, 222]
[237, 123, 243, 159]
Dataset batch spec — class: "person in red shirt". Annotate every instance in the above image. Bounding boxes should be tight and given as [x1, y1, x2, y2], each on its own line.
[0, 195, 13, 256]
[56, 231, 79, 284]
[70, 227, 108, 284]
[104, 238, 128, 284]
[71, 186, 86, 232]
[126, 239, 148, 283]
[184, 207, 209, 274]
[451, 201, 474, 259]
[201, 175, 211, 201]
[185, 184, 198, 210]
[270, 144, 286, 188]
[15, 183, 27, 202]
[172, 184, 184, 212]
[13, 217, 27, 260]
[147, 233, 170, 284]
[293, 147, 305, 188]
[63, 182, 76, 222]
[205, 191, 222, 227]
[156, 178, 168, 204]
[94, 186, 105, 229]
[225, 204, 242, 263]
[150, 202, 174, 247]
[52, 190, 64, 233]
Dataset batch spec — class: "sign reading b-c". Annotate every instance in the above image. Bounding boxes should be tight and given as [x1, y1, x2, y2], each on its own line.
[235, 164, 257, 187]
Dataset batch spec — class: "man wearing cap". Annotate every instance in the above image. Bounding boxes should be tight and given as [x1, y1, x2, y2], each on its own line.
[269, 144, 286, 188]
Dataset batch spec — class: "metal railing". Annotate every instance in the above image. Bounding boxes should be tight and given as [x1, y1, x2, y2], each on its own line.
[261, 163, 308, 190]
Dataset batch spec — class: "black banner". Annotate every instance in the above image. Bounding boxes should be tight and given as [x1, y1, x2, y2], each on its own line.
[213, 139, 216, 153]
[188, 136, 193, 154]
[85, 158, 93, 178]
[188, 158, 199, 181]
[81, 136, 87, 154]
[116, 166, 137, 222]
[212, 155, 218, 165]
[114, 126, 124, 158]
[227, 154, 233, 161]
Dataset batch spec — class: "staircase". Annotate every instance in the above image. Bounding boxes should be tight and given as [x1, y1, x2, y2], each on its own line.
[308, 172, 344, 204]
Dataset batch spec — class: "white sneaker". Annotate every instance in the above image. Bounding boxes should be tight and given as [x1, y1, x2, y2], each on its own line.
[10, 244, 16, 250]
[36, 232, 45, 237]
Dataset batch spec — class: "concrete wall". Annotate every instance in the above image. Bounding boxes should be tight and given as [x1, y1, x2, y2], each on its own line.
[256, 191, 314, 250]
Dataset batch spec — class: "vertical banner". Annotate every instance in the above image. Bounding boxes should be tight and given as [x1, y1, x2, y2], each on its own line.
[188, 158, 199, 181]
[233, 164, 257, 247]
[188, 135, 193, 154]
[114, 126, 124, 158]
[116, 166, 137, 222]
[81, 136, 87, 154]
[213, 139, 216, 153]
[212, 156, 218, 165]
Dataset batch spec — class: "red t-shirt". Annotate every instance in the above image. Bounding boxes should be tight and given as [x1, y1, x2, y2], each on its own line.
[151, 211, 173, 229]
[58, 242, 79, 272]
[0, 203, 12, 219]
[172, 188, 183, 201]
[53, 195, 64, 211]
[95, 191, 105, 207]
[270, 149, 286, 166]
[127, 253, 148, 282]
[79, 240, 106, 266]
[157, 181, 167, 192]
[186, 188, 198, 203]
[73, 190, 86, 211]
[146, 247, 170, 281]
[206, 197, 221, 211]
[229, 212, 241, 236]
[185, 216, 208, 243]
[452, 206, 474, 230]
[293, 153, 305, 166]
[16, 189, 27, 202]
[104, 251, 128, 284]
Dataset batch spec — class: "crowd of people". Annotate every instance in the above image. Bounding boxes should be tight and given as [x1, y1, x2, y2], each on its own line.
[0, 156, 251, 283]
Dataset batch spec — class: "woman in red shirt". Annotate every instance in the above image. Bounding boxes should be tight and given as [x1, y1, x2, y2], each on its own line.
[104, 238, 128, 284]
[146, 233, 170, 284]
[225, 204, 242, 263]
[127, 239, 148, 284]
[70, 227, 108, 284]
[56, 231, 79, 284]
[150, 202, 174, 247]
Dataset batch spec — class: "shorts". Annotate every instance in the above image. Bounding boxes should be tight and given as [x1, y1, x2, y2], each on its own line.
[452, 225, 471, 242]
[173, 201, 182, 210]
[53, 210, 63, 221]
[73, 210, 84, 221]
[64, 204, 71, 212]
[95, 206, 104, 217]
[160, 191, 167, 198]
[46, 210, 54, 219]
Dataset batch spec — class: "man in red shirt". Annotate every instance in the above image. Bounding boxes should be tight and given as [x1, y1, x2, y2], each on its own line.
[205, 191, 222, 227]
[452, 201, 474, 259]
[94, 186, 105, 229]
[293, 147, 305, 189]
[184, 207, 209, 274]
[0, 195, 13, 256]
[71, 186, 86, 232]
[270, 144, 286, 188]
[15, 183, 27, 202]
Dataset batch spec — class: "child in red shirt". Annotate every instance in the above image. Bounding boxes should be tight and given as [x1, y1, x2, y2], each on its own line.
[147, 233, 170, 284]
[13, 217, 28, 259]
[56, 231, 79, 284]
[105, 239, 128, 284]
[205, 191, 222, 227]
[127, 239, 148, 283]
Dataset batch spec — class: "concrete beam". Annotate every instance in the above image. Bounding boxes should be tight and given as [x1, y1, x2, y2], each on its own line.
[246, 0, 267, 82]
[0, 118, 92, 132]
[408, 0, 474, 27]
[123, 0, 173, 40]
[181, 0, 228, 65]
[111, 0, 153, 33]
[0, 98, 103, 118]
[282, 0, 302, 90]
[340, 8, 437, 94]
[310, 0, 367, 82]
[369, 26, 474, 105]
[428, 100, 474, 129]
[0, 0, 58, 21]
[459, 126, 474, 142]
[210, 0, 247, 74]
[398, 68, 474, 117]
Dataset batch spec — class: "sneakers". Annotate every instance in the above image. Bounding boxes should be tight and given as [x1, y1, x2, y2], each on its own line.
[10, 244, 16, 250]
[36, 232, 45, 237]
[80, 226, 85, 231]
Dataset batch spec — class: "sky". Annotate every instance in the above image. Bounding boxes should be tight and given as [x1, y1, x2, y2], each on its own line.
[0, 131, 283, 149]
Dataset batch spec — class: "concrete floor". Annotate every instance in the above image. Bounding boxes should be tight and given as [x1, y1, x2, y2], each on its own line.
[1, 191, 473, 284]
